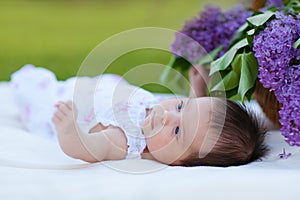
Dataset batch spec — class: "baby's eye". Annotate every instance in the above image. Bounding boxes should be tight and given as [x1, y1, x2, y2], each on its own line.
[175, 126, 180, 137]
[177, 100, 183, 112]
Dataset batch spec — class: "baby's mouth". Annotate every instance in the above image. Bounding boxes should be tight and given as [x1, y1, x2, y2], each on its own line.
[142, 109, 154, 133]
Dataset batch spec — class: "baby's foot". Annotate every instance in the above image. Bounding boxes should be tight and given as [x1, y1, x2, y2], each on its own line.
[52, 101, 82, 137]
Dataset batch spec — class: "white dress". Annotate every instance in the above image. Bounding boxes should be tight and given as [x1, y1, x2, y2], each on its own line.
[10, 65, 160, 159]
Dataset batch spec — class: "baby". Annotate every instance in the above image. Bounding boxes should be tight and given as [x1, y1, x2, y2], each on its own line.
[11, 65, 269, 167]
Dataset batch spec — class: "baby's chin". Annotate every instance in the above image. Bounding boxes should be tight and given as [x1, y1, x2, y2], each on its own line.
[141, 127, 152, 141]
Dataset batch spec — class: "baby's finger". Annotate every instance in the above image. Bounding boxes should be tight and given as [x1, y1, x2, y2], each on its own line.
[58, 103, 72, 116]
[65, 101, 73, 110]
[54, 109, 65, 120]
[54, 101, 65, 108]
[66, 101, 79, 117]
[51, 115, 61, 124]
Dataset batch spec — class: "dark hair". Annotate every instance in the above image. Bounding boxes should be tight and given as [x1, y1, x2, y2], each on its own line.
[180, 99, 269, 167]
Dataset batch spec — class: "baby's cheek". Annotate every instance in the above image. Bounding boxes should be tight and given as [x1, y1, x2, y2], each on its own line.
[147, 132, 171, 152]
[149, 137, 180, 165]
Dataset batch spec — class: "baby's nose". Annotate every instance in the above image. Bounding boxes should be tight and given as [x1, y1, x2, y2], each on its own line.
[162, 110, 167, 125]
[162, 110, 176, 125]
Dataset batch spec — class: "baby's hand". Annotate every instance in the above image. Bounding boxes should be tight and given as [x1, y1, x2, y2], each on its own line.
[52, 101, 96, 161]
[52, 101, 79, 135]
[54, 101, 78, 118]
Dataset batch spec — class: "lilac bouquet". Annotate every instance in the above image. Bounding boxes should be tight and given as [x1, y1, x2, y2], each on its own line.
[164, 0, 300, 146]
[209, 0, 300, 146]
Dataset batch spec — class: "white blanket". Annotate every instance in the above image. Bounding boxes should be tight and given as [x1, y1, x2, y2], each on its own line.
[0, 82, 299, 200]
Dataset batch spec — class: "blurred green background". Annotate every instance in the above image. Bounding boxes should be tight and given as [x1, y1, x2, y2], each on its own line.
[0, 0, 240, 91]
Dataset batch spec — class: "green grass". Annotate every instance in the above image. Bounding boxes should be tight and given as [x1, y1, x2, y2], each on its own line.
[0, 0, 239, 92]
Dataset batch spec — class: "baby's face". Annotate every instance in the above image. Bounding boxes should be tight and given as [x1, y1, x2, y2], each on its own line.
[142, 97, 213, 165]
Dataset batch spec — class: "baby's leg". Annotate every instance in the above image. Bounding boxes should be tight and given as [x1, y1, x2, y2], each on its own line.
[11, 65, 58, 140]
[189, 65, 209, 97]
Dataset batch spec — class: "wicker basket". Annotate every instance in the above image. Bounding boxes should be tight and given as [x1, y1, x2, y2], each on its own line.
[253, 81, 282, 127]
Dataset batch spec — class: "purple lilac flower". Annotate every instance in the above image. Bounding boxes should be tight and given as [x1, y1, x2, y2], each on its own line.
[253, 11, 300, 146]
[171, 4, 252, 63]
[277, 65, 300, 146]
[253, 11, 300, 91]
[278, 148, 292, 159]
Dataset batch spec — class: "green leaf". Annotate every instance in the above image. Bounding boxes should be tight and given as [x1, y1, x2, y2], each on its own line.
[233, 51, 259, 102]
[237, 22, 249, 33]
[210, 50, 236, 75]
[210, 70, 239, 92]
[210, 38, 248, 75]
[160, 65, 174, 84]
[294, 38, 300, 49]
[196, 46, 224, 66]
[244, 86, 256, 101]
[167, 55, 191, 70]
[160, 65, 190, 96]
[160, 55, 190, 84]
[231, 54, 242, 73]
[229, 23, 248, 47]
[284, 0, 300, 15]
[225, 87, 239, 99]
[209, 51, 259, 101]
[246, 34, 254, 48]
[209, 87, 239, 99]
[247, 11, 275, 27]
[247, 29, 255, 36]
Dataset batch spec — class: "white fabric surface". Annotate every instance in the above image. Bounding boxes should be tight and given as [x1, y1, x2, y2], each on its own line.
[0, 82, 299, 200]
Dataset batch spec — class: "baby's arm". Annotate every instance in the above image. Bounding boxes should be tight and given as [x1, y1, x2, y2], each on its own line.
[81, 127, 128, 161]
[52, 101, 128, 163]
[189, 65, 210, 97]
